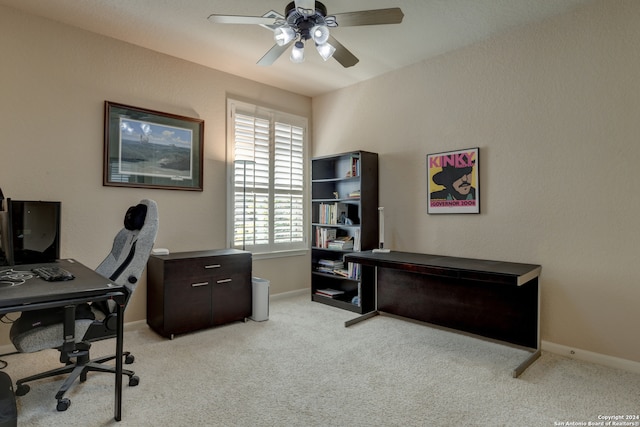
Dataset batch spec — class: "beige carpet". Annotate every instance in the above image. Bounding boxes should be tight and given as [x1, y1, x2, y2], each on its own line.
[3, 293, 639, 427]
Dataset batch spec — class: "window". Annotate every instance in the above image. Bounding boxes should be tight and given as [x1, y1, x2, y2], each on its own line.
[227, 99, 308, 256]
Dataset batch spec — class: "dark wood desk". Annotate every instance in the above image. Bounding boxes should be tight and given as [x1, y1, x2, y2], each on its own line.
[0, 259, 128, 421]
[343, 251, 541, 377]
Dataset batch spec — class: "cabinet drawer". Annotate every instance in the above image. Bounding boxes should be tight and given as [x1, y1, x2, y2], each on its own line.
[163, 254, 250, 281]
[165, 272, 248, 291]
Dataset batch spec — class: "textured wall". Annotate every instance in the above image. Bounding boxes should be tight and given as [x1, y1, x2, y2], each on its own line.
[0, 5, 311, 344]
[313, 0, 640, 362]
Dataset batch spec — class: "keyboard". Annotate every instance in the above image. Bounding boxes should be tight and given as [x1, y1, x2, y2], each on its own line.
[31, 266, 75, 282]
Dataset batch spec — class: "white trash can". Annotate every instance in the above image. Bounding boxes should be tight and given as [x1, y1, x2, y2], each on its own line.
[250, 277, 269, 321]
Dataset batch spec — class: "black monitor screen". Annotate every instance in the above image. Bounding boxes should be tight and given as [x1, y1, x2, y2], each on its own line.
[0, 211, 10, 266]
[9, 200, 61, 265]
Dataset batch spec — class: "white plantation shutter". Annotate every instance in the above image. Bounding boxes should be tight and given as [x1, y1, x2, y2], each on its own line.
[274, 122, 304, 244]
[228, 100, 308, 254]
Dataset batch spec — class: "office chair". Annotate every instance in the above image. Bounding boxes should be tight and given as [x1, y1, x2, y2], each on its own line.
[9, 199, 158, 411]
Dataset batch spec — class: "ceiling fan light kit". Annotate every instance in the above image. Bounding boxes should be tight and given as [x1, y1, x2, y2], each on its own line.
[316, 41, 336, 61]
[291, 41, 306, 63]
[207, 0, 404, 67]
[274, 25, 296, 46]
[310, 25, 330, 45]
[276, 1, 337, 62]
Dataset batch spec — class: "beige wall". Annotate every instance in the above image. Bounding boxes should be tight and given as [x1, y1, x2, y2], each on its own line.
[0, 6, 311, 344]
[2, 0, 639, 365]
[313, 0, 640, 363]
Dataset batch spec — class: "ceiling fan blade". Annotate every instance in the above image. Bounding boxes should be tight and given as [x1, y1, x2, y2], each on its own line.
[328, 36, 359, 68]
[333, 8, 404, 27]
[257, 43, 291, 66]
[207, 14, 276, 25]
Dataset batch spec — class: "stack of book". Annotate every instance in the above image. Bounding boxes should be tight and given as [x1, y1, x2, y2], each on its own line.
[316, 259, 344, 275]
[315, 288, 345, 299]
[327, 236, 353, 251]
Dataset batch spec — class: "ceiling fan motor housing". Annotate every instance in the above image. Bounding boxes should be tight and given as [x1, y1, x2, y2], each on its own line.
[285, 1, 333, 40]
[285, 1, 327, 18]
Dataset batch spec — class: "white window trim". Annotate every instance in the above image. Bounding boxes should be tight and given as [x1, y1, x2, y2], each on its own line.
[226, 99, 309, 258]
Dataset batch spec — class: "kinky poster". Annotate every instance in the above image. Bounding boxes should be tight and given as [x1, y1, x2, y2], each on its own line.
[427, 148, 479, 214]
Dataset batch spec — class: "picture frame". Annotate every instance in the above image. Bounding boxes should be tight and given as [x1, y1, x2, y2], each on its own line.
[427, 147, 479, 214]
[103, 101, 204, 191]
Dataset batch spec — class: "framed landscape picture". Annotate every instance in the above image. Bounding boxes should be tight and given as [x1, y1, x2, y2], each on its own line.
[103, 101, 204, 191]
[427, 147, 479, 214]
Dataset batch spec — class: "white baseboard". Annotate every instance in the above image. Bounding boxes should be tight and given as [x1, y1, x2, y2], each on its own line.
[542, 340, 640, 374]
[270, 288, 308, 301]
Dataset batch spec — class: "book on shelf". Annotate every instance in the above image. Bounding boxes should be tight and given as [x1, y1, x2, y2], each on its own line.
[318, 259, 343, 267]
[347, 190, 360, 199]
[315, 288, 345, 298]
[347, 262, 361, 280]
[327, 236, 353, 250]
[333, 269, 350, 278]
[318, 202, 350, 225]
[314, 227, 337, 248]
[353, 229, 361, 252]
[315, 259, 360, 280]
[316, 259, 345, 275]
[347, 156, 360, 178]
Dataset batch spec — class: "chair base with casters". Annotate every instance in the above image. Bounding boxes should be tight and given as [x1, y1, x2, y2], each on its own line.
[14, 342, 139, 412]
[11, 304, 140, 412]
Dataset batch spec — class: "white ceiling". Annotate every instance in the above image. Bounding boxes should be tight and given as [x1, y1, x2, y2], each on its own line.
[0, 0, 594, 97]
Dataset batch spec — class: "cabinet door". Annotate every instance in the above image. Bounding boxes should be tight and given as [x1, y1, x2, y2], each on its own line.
[164, 279, 212, 335]
[211, 271, 251, 324]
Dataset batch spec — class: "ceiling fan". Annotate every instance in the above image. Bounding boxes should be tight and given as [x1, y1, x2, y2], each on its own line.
[207, 0, 404, 67]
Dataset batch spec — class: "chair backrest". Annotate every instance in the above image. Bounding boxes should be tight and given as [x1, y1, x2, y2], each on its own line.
[82, 199, 158, 340]
[95, 199, 158, 297]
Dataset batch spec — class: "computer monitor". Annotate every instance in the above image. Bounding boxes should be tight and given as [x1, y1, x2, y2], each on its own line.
[0, 209, 11, 266]
[5, 199, 61, 265]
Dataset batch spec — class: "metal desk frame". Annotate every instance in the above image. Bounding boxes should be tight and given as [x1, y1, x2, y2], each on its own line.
[344, 250, 542, 378]
[0, 259, 127, 421]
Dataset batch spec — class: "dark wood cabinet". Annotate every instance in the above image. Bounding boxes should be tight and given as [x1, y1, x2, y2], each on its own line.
[311, 151, 378, 314]
[146, 249, 251, 338]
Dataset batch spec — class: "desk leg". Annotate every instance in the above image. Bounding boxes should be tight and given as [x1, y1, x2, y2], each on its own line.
[512, 278, 542, 378]
[345, 310, 379, 327]
[345, 265, 380, 328]
[114, 302, 124, 421]
[512, 348, 541, 378]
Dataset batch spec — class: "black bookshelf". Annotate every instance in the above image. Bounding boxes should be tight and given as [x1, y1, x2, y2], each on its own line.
[311, 151, 378, 314]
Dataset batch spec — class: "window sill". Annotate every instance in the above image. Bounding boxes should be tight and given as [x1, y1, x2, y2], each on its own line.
[250, 248, 309, 261]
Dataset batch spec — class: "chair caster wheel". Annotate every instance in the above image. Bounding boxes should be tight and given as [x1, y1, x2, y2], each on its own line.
[57, 398, 70, 411]
[15, 384, 30, 396]
[125, 354, 135, 364]
[129, 375, 139, 387]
